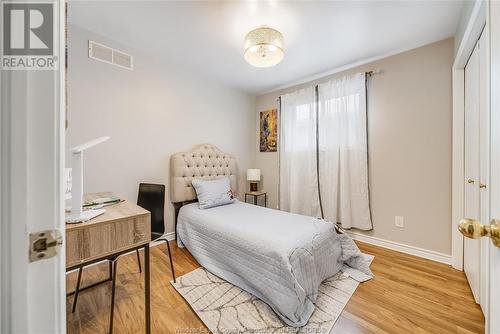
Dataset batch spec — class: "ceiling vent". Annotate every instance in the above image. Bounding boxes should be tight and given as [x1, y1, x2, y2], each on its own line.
[88, 40, 133, 70]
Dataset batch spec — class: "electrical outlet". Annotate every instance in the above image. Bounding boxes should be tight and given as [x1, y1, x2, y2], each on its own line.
[395, 216, 404, 228]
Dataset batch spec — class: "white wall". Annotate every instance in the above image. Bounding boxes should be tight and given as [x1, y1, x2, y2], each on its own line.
[66, 24, 255, 233]
[255, 38, 454, 255]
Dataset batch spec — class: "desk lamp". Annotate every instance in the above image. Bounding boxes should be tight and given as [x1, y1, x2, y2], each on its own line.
[66, 136, 110, 223]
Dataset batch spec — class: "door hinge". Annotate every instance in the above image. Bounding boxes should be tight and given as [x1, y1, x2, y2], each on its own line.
[29, 230, 63, 262]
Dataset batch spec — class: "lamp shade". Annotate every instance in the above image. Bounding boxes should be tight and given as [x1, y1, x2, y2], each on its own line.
[244, 26, 284, 68]
[246, 169, 261, 182]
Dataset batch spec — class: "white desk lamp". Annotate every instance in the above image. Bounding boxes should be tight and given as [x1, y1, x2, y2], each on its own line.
[66, 136, 110, 223]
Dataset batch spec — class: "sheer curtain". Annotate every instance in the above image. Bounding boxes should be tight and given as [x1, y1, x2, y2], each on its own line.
[279, 87, 321, 217]
[318, 73, 372, 230]
[278, 73, 372, 230]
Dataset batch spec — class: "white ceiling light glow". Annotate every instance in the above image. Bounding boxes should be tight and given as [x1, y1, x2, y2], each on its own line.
[244, 26, 284, 68]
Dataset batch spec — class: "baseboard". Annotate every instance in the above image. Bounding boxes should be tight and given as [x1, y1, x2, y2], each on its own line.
[347, 231, 452, 265]
[164, 232, 176, 241]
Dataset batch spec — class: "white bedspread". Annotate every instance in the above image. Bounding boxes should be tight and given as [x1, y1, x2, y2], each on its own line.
[176, 201, 372, 327]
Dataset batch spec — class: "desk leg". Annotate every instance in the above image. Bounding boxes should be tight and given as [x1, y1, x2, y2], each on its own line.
[144, 244, 151, 334]
[254, 195, 257, 205]
[109, 259, 118, 334]
[265, 193, 267, 208]
[71, 267, 83, 313]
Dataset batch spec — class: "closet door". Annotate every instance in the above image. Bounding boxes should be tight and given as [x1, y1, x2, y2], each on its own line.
[464, 40, 481, 303]
[478, 28, 490, 315]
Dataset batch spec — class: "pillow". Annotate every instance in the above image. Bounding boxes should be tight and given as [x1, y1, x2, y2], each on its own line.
[191, 177, 235, 209]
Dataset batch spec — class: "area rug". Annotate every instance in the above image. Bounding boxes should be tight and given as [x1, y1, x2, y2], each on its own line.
[171, 256, 373, 334]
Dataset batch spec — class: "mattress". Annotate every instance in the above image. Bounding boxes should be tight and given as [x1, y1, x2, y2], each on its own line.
[176, 201, 372, 327]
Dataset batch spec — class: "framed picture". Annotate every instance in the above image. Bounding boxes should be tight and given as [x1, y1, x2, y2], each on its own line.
[260, 108, 277, 152]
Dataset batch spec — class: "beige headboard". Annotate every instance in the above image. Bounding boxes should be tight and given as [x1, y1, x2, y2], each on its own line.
[170, 144, 238, 203]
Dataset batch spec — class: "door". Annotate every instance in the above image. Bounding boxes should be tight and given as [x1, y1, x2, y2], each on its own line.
[487, 1, 500, 332]
[478, 23, 490, 316]
[460, 2, 500, 332]
[464, 22, 491, 314]
[464, 36, 482, 304]
[0, 1, 66, 333]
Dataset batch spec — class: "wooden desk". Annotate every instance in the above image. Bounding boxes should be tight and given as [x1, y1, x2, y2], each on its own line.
[66, 192, 151, 334]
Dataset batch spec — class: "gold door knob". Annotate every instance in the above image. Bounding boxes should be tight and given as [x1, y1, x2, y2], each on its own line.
[480, 183, 487, 189]
[467, 179, 475, 184]
[459, 218, 500, 247]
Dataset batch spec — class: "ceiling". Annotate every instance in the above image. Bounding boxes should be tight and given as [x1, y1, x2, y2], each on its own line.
[68, 1, 465, 95]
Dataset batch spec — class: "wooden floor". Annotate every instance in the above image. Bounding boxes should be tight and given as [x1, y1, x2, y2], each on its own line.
[66, 241, 485, 334]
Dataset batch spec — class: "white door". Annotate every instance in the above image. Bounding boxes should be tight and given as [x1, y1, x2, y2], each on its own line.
[487, 1, 500, 332]
[478, 23, 490, 317]
[460, 2, 500, 332]
[464, 36, 482, 304]
[0, 1, 66, 333]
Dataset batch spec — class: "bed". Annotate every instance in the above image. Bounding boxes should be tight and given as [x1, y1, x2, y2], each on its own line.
[170, 144, 372, 327]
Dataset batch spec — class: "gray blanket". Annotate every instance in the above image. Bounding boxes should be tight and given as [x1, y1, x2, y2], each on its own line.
[177, 201, 373, 327]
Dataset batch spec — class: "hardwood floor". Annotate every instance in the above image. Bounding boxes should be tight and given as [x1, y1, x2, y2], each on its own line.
[66, 241, 485, 334]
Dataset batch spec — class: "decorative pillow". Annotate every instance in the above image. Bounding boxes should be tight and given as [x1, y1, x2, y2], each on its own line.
[191, 177, 236, 209]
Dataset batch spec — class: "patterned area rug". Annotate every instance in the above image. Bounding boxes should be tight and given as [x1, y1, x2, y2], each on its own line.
[171, 260, 372, 334]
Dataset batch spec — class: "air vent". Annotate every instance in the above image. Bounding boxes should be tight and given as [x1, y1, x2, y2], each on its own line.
[112, 50, 133, 69]
[88, 40, 133, 70]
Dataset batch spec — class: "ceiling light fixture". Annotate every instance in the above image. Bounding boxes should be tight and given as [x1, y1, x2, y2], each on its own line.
[244, 26, 284, 68]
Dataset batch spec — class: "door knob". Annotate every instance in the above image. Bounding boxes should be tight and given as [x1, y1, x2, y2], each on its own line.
[467, 179, 475, 184]
[459, 218, 500, 247]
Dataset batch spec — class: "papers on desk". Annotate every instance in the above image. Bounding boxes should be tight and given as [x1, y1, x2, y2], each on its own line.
[83, 196, 121, 208]
[65, 196, 123, 215]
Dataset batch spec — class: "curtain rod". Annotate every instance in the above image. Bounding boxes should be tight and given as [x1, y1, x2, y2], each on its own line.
[275, 69, 381, 102]
[366, 69, 381, 76]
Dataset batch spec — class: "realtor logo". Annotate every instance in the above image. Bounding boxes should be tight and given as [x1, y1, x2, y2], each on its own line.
[1, 1, 58, 70]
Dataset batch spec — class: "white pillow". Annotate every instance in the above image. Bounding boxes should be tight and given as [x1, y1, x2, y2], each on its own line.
[191, 177, 236, 209]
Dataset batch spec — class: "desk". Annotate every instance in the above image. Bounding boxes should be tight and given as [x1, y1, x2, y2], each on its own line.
[66, 192, 151, 334]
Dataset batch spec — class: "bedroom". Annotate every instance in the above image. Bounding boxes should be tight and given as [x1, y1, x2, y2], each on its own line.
[1, 0, 500, 333]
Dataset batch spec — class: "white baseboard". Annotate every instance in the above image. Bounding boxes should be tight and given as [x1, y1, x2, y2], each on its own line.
[164, 232, 176, 241]
[347, 231, 452, 265]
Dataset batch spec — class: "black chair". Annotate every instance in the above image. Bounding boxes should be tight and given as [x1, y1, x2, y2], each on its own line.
[135, 183, 176, 283]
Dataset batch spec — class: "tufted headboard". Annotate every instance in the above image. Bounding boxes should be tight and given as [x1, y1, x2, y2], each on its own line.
[170, 144, 238, 204]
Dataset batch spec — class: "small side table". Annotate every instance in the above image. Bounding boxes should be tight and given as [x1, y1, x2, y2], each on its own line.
[245, 191, 267, 207]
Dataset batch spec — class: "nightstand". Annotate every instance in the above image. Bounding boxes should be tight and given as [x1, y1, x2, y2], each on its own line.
[245, 191, 267, 207]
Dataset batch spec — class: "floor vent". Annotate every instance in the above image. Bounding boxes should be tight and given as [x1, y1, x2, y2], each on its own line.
[88, 40, 133, 70]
